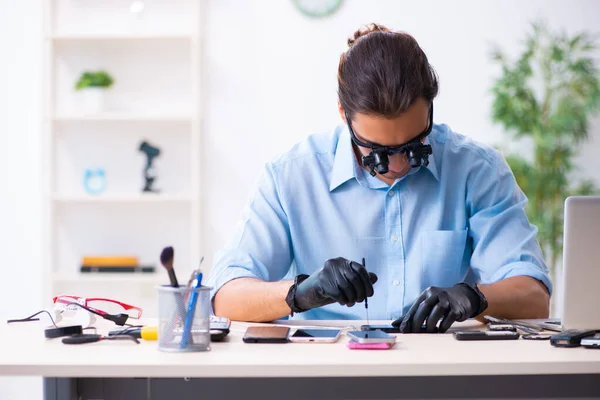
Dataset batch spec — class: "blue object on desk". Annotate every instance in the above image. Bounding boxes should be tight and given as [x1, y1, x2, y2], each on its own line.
[180, 271, 203, 348]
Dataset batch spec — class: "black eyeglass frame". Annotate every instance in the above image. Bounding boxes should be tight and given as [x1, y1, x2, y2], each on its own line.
[345, 103, 434, 176]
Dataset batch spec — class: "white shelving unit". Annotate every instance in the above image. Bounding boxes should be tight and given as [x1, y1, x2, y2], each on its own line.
[42, 0, 204, 317]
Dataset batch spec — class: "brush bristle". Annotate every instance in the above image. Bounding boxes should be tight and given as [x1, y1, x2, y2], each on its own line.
[160, 246, 174, 267]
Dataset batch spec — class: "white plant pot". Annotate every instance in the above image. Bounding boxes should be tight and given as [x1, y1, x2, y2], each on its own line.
[79, 87, 105, 115]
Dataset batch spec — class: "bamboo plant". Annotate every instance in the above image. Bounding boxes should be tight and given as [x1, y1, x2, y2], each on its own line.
[489, 20, 600, 279]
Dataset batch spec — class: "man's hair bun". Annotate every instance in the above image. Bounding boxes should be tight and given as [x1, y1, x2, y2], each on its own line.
[347, 23, 391, 47]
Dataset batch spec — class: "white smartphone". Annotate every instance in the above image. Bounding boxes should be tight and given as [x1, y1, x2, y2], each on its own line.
[347, 330, 396, 344]
[289, 328, 342, 343]
[581, 333, 600, 348]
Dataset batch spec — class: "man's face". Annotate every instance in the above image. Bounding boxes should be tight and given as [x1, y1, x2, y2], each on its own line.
[339, 98, 431, 181]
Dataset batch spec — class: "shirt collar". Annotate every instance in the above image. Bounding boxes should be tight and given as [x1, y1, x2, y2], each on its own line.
[329, 127, 362, 192]
[329, 127, 439, 192]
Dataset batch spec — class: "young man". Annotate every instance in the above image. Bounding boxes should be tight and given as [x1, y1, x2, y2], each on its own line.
[205, 23, 551, 333]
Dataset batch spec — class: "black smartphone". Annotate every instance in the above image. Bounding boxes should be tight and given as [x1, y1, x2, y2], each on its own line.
[210, 328, 230, 342]
[550, 329, 597, 348]
[360, 323, 429, 333]
[242, 326, 290, 343]
[360, 324, 401, 333]
[454, 331, 520, 341]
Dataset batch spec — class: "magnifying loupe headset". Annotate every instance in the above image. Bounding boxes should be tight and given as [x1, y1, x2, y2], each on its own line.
[346, 103, 434, 176]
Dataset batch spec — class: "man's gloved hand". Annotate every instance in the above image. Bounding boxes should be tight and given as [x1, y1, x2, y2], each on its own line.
[391, 283, 488, 333]
[286, 257, 378, 313]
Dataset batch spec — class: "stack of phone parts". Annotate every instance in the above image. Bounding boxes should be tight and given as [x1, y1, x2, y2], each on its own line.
[346, 330, 397, 350]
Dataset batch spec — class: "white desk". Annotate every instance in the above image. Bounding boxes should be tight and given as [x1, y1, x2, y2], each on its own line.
[1, 319, 599, 399]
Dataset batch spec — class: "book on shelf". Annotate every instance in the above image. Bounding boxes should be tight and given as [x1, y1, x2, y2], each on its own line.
[81, 256, 139, 266]
[80, 265, 156, 273]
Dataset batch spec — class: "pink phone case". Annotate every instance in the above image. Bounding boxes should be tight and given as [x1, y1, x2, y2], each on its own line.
[346, 340, 393, 350]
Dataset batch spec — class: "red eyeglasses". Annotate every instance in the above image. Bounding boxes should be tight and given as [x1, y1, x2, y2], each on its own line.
[53, 295, 143, 319]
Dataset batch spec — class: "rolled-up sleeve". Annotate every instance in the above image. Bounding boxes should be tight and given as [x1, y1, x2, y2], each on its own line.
[204, 162, 293, 308]
[466, 151, 553, 295]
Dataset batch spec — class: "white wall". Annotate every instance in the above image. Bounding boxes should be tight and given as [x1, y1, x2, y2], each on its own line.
[0, 1, 599, 398]
[202, 0, 600, 272]
[0, 0, 43, 399]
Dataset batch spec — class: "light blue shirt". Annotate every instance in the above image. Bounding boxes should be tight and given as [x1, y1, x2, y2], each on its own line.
[205, 123, 552, 321]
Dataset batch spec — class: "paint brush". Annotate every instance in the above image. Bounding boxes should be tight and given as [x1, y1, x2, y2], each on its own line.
[160, 246, 186, 344]
[160, 246, 179, 287]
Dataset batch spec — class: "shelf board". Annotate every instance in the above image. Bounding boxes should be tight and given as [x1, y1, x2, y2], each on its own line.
[52, 114, 193, 122]
[49, 33, 192, 41]
[52, 194, 193, 203]
[52, 272, 164, 284]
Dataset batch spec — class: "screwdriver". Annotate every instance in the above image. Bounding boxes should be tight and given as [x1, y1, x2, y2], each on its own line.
[62, 334, 140, 345]
[108, 325, 158, 340]
[362, 257, 369, 327]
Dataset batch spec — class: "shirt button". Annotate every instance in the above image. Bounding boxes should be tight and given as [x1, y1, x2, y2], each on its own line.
[391, 235, 398, 242]
[393, 280, 400, 286]
[388, 190, 395, 197]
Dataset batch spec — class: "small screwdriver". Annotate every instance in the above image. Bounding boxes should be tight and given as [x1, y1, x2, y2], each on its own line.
[362, 257, 369, 327]
[62, 334, 139, 345]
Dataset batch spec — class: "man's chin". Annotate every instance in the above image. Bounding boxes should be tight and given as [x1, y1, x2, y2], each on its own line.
[383, 171, 408, 180]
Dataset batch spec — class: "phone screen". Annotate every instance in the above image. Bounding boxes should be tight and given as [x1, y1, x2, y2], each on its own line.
[292, 329, 341, 338]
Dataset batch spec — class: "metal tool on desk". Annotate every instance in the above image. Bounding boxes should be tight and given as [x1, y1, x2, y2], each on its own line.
[484, 315, 542, 335]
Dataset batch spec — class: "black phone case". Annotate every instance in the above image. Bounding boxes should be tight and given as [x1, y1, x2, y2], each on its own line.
[242, 336, 289, 343]
[550, 329, 597, 347]
[360, 323, 429, 333]
[360, 325, 401, 333]
[210, 329, 230, 342]
[454, 331, 520, 341]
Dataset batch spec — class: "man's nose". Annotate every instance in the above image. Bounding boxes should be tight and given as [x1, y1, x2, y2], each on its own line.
[387, 153, 406, 171]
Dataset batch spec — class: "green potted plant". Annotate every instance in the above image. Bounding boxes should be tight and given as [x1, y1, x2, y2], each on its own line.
[74, 70, 114, 114]
[489, 20, 600, 308]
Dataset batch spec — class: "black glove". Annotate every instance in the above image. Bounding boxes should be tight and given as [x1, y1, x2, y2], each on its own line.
[391, 283, 488, 333]
[286, 257, 378, 313]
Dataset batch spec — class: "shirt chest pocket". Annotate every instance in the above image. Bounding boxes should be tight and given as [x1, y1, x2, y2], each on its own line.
[420, 229, 468, 288]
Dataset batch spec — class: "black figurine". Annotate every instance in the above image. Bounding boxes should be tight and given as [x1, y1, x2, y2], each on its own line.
[138, 140, 160, 193]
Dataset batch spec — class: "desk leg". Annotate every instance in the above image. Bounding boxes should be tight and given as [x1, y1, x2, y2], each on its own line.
[43, 378, 76, 400]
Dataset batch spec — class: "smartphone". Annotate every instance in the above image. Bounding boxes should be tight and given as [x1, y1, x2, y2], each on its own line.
[347, 330, 396, 344]
[242, 326, 290, 343]
[289, 329, 342, 343]
[347, 341, 393, 350]
[210, 316, 231, 342]
[453, 331, 520, 341]
[550, 329, 597, 348]
[581, 333, 600, 349]
[360, 323, 428, 333]
[210, 316, 231, 331]
[488, 323, 517, 332]
[210, 328, 230, 342]
[360, 324, 400, 333]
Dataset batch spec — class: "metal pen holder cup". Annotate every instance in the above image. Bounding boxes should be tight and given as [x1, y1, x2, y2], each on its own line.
[156, 284, 211, 352]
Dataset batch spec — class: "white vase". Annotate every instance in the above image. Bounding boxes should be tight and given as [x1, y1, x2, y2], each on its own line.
[80, 87, 105, 115]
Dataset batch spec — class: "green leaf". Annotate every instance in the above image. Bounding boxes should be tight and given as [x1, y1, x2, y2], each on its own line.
[489, 19, 600, 277]
[74, 70, 114, 90]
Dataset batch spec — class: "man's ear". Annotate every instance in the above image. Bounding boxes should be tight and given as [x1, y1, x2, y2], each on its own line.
[337, 99, 346, 122]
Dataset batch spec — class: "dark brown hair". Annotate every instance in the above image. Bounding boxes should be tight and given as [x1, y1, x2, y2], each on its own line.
[338, 23, 439, 119]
